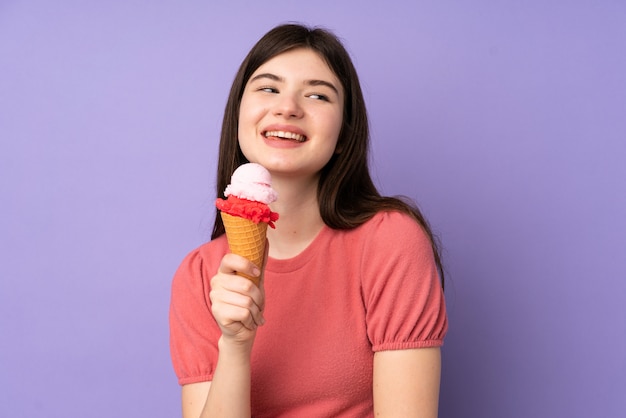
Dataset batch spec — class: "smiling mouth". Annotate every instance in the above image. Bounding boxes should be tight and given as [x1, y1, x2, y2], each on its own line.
[263, 130, 307, 143]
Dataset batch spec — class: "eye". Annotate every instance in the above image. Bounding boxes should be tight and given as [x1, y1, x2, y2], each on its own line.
[308, 93, 329, 101]
[259, 86, 278, 93]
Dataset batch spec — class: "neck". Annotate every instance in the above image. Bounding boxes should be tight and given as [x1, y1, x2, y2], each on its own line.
[266, 174, 325, 259]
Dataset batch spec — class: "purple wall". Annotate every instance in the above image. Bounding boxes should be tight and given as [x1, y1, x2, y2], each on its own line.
[1, 1, 624, 417]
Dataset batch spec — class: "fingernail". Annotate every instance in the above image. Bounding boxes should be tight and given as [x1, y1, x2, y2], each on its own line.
[252, 267, 261, 277]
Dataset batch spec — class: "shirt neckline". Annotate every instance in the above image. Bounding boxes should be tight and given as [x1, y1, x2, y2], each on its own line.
[265, 224, 332, 274]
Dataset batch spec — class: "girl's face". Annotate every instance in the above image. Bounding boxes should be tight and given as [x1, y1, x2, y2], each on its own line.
[238, 48, 344, 180]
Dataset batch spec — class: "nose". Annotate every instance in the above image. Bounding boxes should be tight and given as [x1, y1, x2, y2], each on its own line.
[272, 94, 304, 119]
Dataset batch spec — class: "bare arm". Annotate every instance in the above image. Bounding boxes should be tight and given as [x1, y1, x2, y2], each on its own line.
[181, 338, 253, 418]
[373, 347, 442, 418]
[182, 382, 211, 418]
[181, 252, 266, 418]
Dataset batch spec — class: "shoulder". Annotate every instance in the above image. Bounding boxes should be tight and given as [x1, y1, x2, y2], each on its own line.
[356, 211, 433, 255]
[184, 235, 229, 266]
[172, 235, 229, 290]
[346, 210, 438, 285]
[194, 234, 229, 264]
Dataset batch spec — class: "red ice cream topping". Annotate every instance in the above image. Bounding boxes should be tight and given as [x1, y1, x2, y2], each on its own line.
[215, 195, 279, 228]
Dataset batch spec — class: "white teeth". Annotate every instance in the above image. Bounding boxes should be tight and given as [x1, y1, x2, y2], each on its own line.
[265, 130, 306, 142]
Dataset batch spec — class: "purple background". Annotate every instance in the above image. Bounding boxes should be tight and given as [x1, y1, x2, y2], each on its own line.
[1, 1, 625, 417]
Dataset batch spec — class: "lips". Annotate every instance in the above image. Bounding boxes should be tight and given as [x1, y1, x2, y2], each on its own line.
[263, 130, 307, 143]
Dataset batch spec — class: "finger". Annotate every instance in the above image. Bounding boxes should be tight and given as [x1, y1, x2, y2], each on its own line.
[210, 278, 265, 328]
[215, 285, 261, 315]
[215, 273, 260, 299]
[219, 253, 261, 279]
[217, 302, 260, 331]
[214, 298, 262, 331]
[230, 282, 265, 327]
[229, 275, 265, 323]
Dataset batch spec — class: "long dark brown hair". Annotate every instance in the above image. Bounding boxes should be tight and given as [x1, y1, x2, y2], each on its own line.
[211, 23, 445, 287]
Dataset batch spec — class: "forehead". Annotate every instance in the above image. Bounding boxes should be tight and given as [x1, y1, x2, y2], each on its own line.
[251, 48, 340, 85]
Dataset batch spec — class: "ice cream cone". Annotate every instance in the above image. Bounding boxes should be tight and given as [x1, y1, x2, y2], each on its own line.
[221, 212, 267, 286]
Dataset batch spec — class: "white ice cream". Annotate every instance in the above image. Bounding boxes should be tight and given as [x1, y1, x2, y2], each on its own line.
[224, 163, 278, 205]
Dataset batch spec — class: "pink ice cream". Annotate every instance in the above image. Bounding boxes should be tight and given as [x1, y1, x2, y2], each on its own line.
[215, 163, 279, 227]
[224, 163, 278, 204]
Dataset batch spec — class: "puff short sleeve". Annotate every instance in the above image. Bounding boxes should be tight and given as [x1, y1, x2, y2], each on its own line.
[169, 238, 228, 385]
[360, 212, 447, 351]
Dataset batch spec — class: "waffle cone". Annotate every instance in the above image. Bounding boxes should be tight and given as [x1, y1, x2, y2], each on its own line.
[221, 212, 267, 286]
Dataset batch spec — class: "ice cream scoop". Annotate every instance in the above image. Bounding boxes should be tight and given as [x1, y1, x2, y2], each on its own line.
[216, 163, 279, 228]
[224, 162, 278, 205]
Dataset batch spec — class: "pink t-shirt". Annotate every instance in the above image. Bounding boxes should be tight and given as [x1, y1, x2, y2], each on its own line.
[169, 211, 448, 417]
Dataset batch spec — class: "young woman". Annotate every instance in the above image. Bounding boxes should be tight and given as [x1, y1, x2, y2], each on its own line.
[169, 23, 448, 417]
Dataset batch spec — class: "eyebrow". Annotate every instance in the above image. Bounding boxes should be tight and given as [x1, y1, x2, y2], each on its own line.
[249, 73, 340, 95]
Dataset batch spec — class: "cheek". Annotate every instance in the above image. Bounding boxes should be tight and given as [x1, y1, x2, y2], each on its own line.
[334, 113, 344, 134]
[313, 105, 343, 134]
[238, 100, 250, 126]
[327, 112, 343, 142]
[238, 98, 266, 130]
[237, 104, 257, 137]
